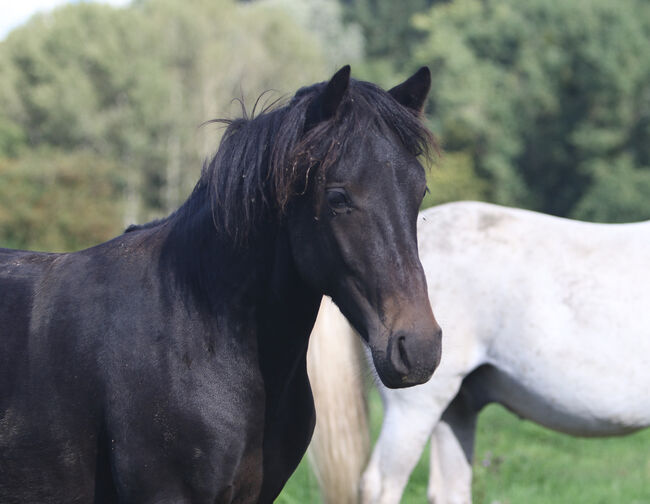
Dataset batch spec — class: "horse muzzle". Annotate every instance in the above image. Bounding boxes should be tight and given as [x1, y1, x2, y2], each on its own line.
[371, 323, 442, 388]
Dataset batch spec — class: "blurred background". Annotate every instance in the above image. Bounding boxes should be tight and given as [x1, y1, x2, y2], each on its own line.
[1, 0, 649, 502]
[2, 0, 650, 253]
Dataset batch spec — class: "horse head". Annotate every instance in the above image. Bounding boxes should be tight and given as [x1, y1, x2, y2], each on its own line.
[288, 66, 442, 388]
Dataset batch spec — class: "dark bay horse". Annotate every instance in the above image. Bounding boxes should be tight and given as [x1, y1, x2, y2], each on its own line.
[0, 66, 441, 503]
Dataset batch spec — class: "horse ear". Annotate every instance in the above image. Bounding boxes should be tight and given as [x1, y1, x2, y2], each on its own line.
[388, 67, 431, 114]
[304, 65, 351, 131]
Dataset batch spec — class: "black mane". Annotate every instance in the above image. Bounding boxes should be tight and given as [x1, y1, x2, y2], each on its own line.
[160, 79, 435, 244]
[132, 78, 436, 311]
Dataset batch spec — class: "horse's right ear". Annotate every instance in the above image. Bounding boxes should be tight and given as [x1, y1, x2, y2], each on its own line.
[304, 65, 351, 131]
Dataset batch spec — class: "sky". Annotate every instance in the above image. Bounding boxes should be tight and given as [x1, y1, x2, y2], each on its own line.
[0, 0, 131, 40]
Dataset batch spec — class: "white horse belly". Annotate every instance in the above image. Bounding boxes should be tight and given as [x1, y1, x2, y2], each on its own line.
[486, 276, 650, 436]
[487, 345, 650, 436]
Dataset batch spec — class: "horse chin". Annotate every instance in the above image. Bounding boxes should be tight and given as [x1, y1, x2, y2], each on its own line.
[372, 359, 436, 389]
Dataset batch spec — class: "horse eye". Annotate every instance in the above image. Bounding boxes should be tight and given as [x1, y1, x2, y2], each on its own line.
[326, 188, 350, 213]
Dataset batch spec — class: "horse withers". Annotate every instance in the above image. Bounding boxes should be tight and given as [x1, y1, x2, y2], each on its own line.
[0, 67, 441, 503]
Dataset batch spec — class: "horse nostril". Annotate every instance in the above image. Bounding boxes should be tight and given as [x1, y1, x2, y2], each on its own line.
[397, 335, 411, 371]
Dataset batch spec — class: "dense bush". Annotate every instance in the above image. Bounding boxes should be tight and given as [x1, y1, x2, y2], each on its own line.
[0, 0, 360, 250]
[0, 150, 124, 251]
[1, 0, 649, 253]
[413, 0, 650, 221]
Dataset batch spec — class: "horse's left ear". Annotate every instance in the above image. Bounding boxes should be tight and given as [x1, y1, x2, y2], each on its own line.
[304, 65, 351, 131]
[388, 67, 431, 114]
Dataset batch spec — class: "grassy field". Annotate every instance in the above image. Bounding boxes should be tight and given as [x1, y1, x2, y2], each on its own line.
[278, 388, 650, 503]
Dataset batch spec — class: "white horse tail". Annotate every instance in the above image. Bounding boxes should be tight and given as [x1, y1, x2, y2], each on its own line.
[307, 296, 370, 504]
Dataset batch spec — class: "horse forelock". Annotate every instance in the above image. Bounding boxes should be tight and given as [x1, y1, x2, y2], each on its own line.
[154, 77, 436, 314]
[177, 78, 436, 248]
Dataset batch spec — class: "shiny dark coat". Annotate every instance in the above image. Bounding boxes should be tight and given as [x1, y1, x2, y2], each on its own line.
[0, 67, 441, 503]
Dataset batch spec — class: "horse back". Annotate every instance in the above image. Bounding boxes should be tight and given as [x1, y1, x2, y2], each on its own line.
[0, 248, 101, 501]
[0, 233, 173, 501]
[0, 234, 160, 412]
[418, 202, 650, 434]
[0, 234, 273, 502]
[0, 248, 60, 397]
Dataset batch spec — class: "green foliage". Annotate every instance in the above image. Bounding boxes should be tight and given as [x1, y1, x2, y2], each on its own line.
[422, 151, 488, 209]
[2, 0, 649, 242]
[132, 0, 333, 214]
[341, 0, 440, 80]
[413, 0, 650, 220]
[572, 157, 650, 223]
[0, 119, 25, 158]
[0, 2, 173, 227]
[0, 0, 351, 240]
[260, 0, 364, 69]
[0, 150, 124, 252]
[0, 3, 160, 153]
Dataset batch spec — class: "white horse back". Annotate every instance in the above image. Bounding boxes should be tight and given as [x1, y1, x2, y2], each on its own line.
[417, 202, 650, 435]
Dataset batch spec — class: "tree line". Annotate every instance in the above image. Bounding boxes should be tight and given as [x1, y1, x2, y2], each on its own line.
[1, 0, 648, 251]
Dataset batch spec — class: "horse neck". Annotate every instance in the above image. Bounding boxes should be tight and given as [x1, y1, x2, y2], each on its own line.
[212, 223, 322, 415]
[161, 203, 321, 368]
[235, 225, 322, 366]
[255, 224, 322, 379]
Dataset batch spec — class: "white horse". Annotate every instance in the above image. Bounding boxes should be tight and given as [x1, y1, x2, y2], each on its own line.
[307, 201, 650, 504]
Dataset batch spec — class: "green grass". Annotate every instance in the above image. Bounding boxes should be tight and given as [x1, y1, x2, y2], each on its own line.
[278, 388, 650, 503]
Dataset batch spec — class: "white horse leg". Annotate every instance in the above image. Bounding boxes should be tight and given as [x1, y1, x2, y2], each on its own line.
[360, 392, 437, 504]
[428, 386, 480, 504]
[360, 378, 462, 504]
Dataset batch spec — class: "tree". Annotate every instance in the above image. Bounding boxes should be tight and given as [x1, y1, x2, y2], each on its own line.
[256, 0, 364, 70]
[0, 150, 124, 251]
[413, 0, 650, 221]
[0, 0, 355, 243]
[0, 3, 170, 225]
[340, 0, 441, 82]
[421, 152, 488, 210]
